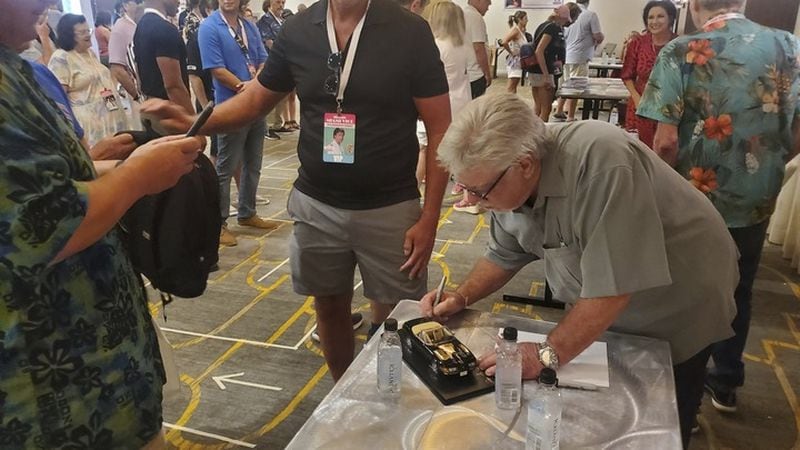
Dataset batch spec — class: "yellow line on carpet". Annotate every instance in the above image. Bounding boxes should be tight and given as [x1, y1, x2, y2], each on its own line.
[172, 274, 289, 349]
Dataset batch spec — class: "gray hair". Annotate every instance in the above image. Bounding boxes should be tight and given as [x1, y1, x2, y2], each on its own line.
[438, 93, 550, 176]
[694, 0, 744, 10]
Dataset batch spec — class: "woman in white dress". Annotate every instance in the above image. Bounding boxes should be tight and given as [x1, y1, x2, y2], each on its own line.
[429, 2, 481, 214]
[500, 11, 528, 94]
[49, 14, 128, 148]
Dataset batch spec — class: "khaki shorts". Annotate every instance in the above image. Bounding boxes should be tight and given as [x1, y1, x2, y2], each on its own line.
[286, 188, 428, 303]
[529, 73, 555, 87]
[563, 63, 589, 81]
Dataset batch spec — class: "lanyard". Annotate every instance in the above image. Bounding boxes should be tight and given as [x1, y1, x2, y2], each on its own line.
[227, 19, 252, 66]
[326, 0, 370, 110]
[703, 12, 744, 28]
[269, 10, 284, 25]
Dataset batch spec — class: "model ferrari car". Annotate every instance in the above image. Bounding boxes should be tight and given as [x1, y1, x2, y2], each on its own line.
[402, 318, 477, 377]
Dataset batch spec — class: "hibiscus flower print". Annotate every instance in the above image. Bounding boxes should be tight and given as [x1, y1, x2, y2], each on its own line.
[689, 167, 719, 193]
[0, 418, 32, 446]
[686, 40, 716, 65]
[745, 152, 760, 174]
[762, 92, 779, 113]
[704, 114, 733, 141]
[29, 340, 84, 390]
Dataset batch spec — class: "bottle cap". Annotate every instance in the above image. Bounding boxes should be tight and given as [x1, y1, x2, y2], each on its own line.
[539, 367, 557, 386]
[502, 327, 517, 341]
[384, 318, 398, 332]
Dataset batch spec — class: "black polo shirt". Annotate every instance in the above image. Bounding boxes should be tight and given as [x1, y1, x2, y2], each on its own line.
[258, 0, 448, 210]
[134, 12, 189, 100]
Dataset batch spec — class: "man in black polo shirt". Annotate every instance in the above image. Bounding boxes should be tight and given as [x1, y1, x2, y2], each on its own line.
[134, 0, 193, 113]
[143, 0, 451, 381]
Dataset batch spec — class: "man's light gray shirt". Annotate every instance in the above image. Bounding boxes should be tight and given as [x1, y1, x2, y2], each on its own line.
[486, 122, 737, 364]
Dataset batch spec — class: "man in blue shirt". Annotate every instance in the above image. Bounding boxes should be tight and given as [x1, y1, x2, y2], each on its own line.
[199, 0, 275, 246]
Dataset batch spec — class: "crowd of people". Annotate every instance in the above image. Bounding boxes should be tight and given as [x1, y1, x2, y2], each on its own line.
[1, 0, 799, 448]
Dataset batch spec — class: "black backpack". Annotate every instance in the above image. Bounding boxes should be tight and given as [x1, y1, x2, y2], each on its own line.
[120, 151, 221, 301]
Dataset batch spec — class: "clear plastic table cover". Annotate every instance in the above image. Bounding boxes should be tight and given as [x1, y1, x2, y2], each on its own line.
[285, 300, 681, 449]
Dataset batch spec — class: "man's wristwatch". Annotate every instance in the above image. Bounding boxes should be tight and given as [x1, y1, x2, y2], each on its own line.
[537, 341, 560, 371]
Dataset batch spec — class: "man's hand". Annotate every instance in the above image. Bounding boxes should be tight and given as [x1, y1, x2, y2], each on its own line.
[478, 342, 543, 379]
[122, 135, 205, 196]
[140, 99, 197, 134]
[485, 74, 493, 88]
[89, 133, 138, 161]
[420, 290, 468, 321]
[400, 215, 437, 279]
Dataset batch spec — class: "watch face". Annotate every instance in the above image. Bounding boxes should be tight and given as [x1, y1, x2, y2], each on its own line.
[540, 347, 558, 368]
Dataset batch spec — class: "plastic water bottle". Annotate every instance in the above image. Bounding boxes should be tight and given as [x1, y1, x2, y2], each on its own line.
[526, 368, 562, 450]
[377, 318, 402, 397]
[495, 327, 522, 409]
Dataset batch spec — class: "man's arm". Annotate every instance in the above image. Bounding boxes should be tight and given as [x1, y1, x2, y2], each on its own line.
[52, 136, 204, 264]
[544, 294, 630, 367]
[590, 12, 604, 46]
[156, 56, 194, 113]
[141, 81, 288, 135]
[593, 31, 605, 46]
[421, 257, 520, 319]
[110, 64, 139, 98]
[210, 67, 243, 92]
[479, 294, 631, 379]
[653, 122, 679, 166]
[473, 42, 492, 87]
[189, 75, 209, 107]
[400, 93, 452, 278]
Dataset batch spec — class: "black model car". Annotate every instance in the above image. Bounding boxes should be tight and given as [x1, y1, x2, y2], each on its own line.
[402, 318, 477, 377]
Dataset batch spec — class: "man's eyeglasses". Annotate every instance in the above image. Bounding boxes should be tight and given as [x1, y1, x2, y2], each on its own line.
[324, 51, 342, 95]
[456, 166, 511, 201]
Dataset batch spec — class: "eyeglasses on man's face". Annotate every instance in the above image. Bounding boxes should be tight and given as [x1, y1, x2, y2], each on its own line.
[324, 51, 343, 95]
[456, 166, 511, 201]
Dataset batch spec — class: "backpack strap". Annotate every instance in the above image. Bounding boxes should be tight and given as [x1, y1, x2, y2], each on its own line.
[160, 292, 173, 321]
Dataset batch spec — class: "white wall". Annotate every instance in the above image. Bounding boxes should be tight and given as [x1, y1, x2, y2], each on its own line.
[248, 0, 799, 44]
[248, 0, 316, 16]
[466, 0, 657, 57]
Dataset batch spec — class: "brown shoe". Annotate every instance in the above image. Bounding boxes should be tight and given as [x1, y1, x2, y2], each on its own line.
[237, 215, 281, 230]
[219, 226, 237, 247]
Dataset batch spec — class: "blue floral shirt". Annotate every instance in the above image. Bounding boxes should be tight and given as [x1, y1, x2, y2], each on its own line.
[638, 15, 800, 227]
[256, 11, 283, 47]
[0, 46, 164, 448]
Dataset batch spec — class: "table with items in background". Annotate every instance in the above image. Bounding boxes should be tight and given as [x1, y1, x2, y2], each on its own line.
[589, 57, 623, 78]
[285, 300, 681, 449]
[557, 77, 630, 121]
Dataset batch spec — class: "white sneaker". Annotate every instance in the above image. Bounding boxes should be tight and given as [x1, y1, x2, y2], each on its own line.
[256, 195, 271, 205]
[453, 202, 483, 215]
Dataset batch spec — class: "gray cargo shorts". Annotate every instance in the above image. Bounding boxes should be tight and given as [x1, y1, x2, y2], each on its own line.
[286, 188, 428, 303]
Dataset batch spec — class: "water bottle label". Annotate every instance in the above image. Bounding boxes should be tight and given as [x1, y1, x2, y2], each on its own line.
[501, 384, 519, 403]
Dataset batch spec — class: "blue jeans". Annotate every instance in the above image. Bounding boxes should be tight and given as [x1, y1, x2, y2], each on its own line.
[216, 119, 267, 223]
[708, 220, 769, 389]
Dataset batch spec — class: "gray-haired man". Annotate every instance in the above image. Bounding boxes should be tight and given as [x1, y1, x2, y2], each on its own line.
[421, 93, 738, 448]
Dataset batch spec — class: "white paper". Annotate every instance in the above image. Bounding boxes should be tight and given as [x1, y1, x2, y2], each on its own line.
[501, 329, 610, 389]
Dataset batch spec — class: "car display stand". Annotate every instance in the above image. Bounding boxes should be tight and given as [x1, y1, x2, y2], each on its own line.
[398, 328, 495, 405]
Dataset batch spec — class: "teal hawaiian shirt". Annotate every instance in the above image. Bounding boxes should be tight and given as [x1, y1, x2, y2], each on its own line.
[0, 46, 164, 448]
[638, 15, 800, 228]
